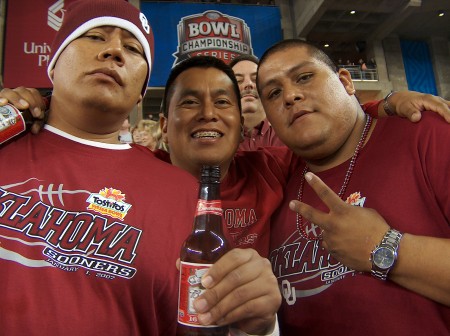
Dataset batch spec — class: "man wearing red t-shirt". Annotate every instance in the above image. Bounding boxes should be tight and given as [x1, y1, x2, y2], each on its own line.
[258, 38, 450, 335]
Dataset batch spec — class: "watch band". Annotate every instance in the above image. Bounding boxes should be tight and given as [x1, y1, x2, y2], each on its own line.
[371, 228, 403, 280]
[383, 91, 396, 116]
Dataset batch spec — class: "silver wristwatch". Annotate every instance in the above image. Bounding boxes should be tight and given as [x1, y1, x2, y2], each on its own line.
[383, 91, 396, 116]
[371, 228, 403, 280]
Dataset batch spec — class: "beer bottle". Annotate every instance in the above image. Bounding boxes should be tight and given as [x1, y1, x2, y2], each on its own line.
[0, 104, 34, 145]
[177, 165, 230, 336]
[0, 96, 50, 145]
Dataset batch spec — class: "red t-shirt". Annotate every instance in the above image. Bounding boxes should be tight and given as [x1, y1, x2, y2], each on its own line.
[270, 113, 450, 335]
[0, 126, 198, 335]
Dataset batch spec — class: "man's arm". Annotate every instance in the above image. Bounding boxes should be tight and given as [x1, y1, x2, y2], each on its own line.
[289, 173, 450, 306]
[362, 91, 450, 123]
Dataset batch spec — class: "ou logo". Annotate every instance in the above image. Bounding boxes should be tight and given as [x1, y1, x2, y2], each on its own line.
[281, 280, 297, 306]
[139, 13, 150, 34]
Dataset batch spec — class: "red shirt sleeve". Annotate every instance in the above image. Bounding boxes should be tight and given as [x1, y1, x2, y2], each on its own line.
[362, 100, 382, 118]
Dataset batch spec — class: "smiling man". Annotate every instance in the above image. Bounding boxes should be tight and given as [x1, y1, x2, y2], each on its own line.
[159, 56, 295, 259]
[159, 56, 282, 335]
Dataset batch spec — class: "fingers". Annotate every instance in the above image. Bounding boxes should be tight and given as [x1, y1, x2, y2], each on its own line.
[0, 88, 28, 109]
[408, 111, 421, 123]
[431, 97, 450, 123]
[390, 91, 450, 124]
[425, 96, 450, 123]
[289, 199, 329, 231]
[409, 94, 450, 123]
[304, 173, 344, 209]
[289, 172, 354, 235]
[30, 121, 45, 135]
[0, 87, 48, 119]
[199, 248, 253, 290]
[194, 249, 280, 333]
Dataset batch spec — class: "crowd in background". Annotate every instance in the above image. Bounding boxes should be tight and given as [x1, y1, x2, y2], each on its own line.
[337, 57, 378, 80]
[118, 117, 169, 152]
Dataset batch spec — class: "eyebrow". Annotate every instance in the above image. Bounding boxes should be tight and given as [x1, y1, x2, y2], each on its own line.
[178, 87, 233, 97]
[258, 60, 315, 90]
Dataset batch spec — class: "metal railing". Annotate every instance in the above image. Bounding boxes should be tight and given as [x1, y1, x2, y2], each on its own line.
[339, 65, 378, 81]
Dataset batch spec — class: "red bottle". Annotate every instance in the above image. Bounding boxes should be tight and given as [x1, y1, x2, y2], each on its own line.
[177, 165, 230, 336]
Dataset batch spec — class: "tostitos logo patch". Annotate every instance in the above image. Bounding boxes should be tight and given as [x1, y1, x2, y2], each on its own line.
[86, 188, 132, 220]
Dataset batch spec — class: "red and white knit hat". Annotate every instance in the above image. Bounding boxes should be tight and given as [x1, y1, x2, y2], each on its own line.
[47, 0, 154, 96]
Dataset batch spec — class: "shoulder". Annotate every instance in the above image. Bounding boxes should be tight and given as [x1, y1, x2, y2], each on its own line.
[152, 148, 171, 163]
[378, 112, 449, 133]
[128, 145, 196, 185]
[374, 112, 450, 152]
[417, 111, 450, 130]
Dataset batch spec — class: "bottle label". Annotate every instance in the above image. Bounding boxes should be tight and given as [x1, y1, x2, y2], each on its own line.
[178, 261, 218, 328]
[0, 104, 26, 145]
[195, 200, 223, 217]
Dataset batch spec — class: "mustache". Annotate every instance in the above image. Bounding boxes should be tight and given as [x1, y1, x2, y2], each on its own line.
[240, 89, 259, 98]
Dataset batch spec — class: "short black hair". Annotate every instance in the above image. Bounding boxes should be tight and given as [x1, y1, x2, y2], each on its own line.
[258, 39, 338, 74]
[162, 56, 242, 117]
[229, 54, 259, 68]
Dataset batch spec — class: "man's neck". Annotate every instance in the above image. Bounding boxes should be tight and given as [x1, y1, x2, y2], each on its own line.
[306, 112, 375, 173]
[242, 106, 266, 131]
[47, 98, 125, 144]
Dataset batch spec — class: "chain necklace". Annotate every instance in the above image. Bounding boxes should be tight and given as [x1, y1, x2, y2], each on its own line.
[296, 115, 373, 241]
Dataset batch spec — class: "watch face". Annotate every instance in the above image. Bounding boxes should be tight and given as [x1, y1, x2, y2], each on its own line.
[373, 247, 395, 269]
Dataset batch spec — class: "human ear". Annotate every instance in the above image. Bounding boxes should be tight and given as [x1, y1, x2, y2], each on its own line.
[160, 116, 168, 143]
[338, 68, 355, 95]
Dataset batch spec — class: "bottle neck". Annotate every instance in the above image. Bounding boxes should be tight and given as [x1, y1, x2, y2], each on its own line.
[194, 182, 223, 232]
[199, 183, 220, 201]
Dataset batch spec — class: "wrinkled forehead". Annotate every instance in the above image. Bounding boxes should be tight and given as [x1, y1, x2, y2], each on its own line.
[172, 67, 238, 99]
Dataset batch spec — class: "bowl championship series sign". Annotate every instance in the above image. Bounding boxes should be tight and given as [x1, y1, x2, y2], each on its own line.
[141, 2, 282, 87]
[172, 10, 253, 67]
